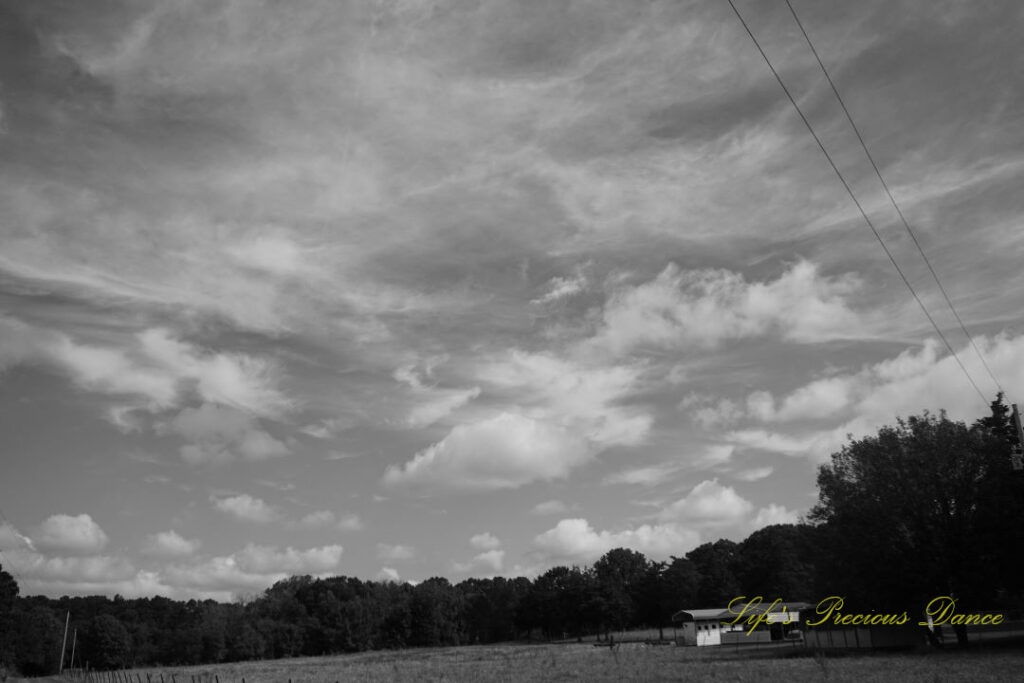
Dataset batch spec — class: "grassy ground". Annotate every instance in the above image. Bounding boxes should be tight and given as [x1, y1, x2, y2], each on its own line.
[95, 643, 1024, 683]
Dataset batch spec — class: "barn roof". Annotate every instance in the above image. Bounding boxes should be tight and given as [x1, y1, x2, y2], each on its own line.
[671, 601, 811, 623]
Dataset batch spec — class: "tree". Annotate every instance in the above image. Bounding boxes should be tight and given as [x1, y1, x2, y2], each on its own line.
[686, 540, 740, 606]
[734, 524, 817, 602]
[83, 614, 132, 669]
[0, 564, 18, 668]
[810, 408, 1024, 645]
[593, 548, 650, 632]
[14, 606, 63, 675]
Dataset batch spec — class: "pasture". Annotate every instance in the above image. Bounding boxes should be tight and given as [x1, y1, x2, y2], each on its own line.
[72, 643, 1024, 683]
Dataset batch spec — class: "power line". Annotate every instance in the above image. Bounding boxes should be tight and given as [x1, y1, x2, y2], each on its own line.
[783, 0, 1003, 397]
[723, 0, 989, 407]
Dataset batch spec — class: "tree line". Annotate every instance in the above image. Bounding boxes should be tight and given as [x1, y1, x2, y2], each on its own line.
[2, 396, 1023, 673]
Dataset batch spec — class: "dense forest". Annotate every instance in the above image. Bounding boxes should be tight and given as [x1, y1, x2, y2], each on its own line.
[2, 398, 1023, 674]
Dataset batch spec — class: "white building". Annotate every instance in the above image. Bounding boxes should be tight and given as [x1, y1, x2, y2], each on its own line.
[671, 602, 809, 646]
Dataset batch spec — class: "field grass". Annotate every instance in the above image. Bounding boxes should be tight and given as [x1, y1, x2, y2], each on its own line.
[100, 643, 1024, 683]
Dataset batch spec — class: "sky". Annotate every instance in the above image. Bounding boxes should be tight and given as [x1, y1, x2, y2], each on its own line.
[1, 0, 1023, 601]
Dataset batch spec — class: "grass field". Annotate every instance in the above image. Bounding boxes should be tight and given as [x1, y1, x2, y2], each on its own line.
[86, 643, 1024, 683]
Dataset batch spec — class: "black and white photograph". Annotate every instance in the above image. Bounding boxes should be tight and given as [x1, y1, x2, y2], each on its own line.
[2, 1, 1023, 680]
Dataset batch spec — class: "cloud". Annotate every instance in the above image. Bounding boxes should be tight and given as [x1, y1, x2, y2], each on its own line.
[0, 521, 35, 552]
[0, 320, 291, 418]
[531, 270, 588, 305]
[211, 494, 280, 524]
[591, 260, 861, 354]
[387, 349, 656, 493]
[533, 518, 698, 565]
[162, 544, 344, 597]
[377, 543, 415, 561]
[469, 532, 502, 550]
[393, 360, 481, 428]
[376, 567, 401, 583]
[746, 377, 855, 423]
[453, 549, 505, 574]
[407, 386, 482, 428]
[106, 406, 145, 434]
[657, 479, 754, 527]
[141, 530, 201, 558]
[169, 403, 289, 464]
[477, 351, 651, 448]
[602, 462, 684, 487]
[689, 398, 744, 429]
[734, 466, 774, 482]
[752, 504, 800, 527]
[34, 514, 109, 554]
[725, 429, 818, 457]
[50, 337, 179, 410]
[297, 511, 363, 531]
[234, 543, 343, 574]
[138, 329, 292, 417]
[531, 500, 571, 515]
[382, 412, 590, 492]
[225, 234, 319, 277]
[724, 334, 1024, 461]
[10, 552, 136, 584]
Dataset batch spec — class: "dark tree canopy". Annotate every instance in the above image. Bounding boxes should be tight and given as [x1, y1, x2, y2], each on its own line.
[810, 407, 1024, 613]
[686, 539, 741, 606]
[735, 524, 817, 602]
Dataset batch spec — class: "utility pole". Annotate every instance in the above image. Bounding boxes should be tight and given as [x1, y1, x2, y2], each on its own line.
[59, 610, 70, 673]
[1012, 404, 1024, 471]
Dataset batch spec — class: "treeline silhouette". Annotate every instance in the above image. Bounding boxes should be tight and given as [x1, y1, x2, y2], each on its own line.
[1, 532, 814, 673]
[2, 396, 1024, 673]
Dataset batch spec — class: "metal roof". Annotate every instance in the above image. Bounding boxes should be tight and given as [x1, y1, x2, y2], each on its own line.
[672, 601, 812, 623]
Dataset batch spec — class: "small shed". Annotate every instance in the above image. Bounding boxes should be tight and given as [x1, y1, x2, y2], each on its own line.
[672, 602, 810, 646]
[671, 608, 736, 646]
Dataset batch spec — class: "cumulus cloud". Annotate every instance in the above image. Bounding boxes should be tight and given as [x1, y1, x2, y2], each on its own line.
[387, 348, 657, 493]
[162, 543, 343, 597]
[234, 543, 343, 574]
[453, 549, 505, 574]
[382, 412, 590, 492]
[724, 334, 1024, 461]
[377, 543, 415, 561]
[376, 567, 401, 583]
[0, 319, 291, 418]
[591, 260, 860, 354]
[211, 494, 280, 523]
[657, 479, 754, 527]
[34, 514, 109, 554]
[478, 351, 651, 448]
[753, 504, 800, 527]
[745, 377, 855, 423]
[533, 518, 698, 564]
[141, 530, 201, 558]
[12, 552, 136, 584]
[469, 532, 502, 550]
